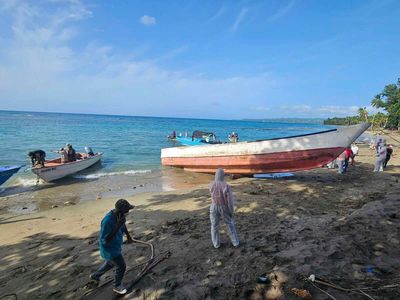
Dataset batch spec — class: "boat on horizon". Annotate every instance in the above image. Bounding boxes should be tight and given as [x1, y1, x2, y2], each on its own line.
[0, 165, 22, 185]
[31, 153, 103, 182]
[161, 123, 370, 174]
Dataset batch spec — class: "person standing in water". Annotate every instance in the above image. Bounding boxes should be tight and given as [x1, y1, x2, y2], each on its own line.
[209, 168, 239, 248]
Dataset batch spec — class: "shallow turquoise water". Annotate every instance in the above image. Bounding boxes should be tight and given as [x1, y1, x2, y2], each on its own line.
[0, 110, 331, 185]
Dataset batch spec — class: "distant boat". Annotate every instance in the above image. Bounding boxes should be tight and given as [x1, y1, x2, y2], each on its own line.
[161, 123, 370, 174]
[176, 130, 220, 146]
[0, 165, 22, 185]
[31, 153, 102, 182]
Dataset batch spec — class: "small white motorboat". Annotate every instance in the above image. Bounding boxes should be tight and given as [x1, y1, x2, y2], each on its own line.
[31, 153, 102, 182]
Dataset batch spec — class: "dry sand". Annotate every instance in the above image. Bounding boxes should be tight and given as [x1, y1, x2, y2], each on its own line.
[0, 133, 399, 300]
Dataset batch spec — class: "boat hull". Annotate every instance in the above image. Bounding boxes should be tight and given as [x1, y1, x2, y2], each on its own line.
[161, 123, 370, 174]
[162, 147, 343, 174]
[0, 165, 22, 185]
[32, 153, 102, 182]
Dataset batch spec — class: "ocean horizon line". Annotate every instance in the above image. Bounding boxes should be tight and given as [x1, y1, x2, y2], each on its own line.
[0, 109, 326, 124]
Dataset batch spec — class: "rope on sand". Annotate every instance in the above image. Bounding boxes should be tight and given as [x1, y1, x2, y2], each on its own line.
[305, 275, 377, 300]
[83, 238, 171, 297]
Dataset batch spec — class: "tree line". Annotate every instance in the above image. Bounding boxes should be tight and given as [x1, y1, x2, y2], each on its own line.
[323, 78, 400, 130]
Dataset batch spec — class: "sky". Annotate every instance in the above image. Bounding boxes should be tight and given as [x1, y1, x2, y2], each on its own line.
[0, 0, 399, 119]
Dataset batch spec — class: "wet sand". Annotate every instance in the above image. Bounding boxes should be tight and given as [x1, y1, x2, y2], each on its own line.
[0, 168, 213, 215]
[0, 133, 399, 299]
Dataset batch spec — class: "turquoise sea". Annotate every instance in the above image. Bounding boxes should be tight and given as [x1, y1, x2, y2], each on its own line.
[0, 110, 336, 212]
[0, 110, 331, 177]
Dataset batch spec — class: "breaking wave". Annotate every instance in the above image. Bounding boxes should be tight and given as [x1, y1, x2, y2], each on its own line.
[73, 169, 152, 179]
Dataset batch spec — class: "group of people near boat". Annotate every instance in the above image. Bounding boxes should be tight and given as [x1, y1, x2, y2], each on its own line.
[90, 168, 238, 295]
[327, 143, 359, 173]
[28, 144, 95, 167]
[327, 138, 394, 173]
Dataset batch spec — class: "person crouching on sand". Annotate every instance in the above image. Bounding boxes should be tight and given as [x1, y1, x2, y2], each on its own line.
[210, 168, 239, 248]
[90, 199, 135, 295]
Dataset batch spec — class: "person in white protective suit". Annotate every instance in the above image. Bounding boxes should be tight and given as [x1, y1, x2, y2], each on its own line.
[209, 168, 239, 248]
[374, 141, 387, 172]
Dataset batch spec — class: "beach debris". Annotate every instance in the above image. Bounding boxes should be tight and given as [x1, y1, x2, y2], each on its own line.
[290, 288, 312, 299]
[0, 294, 17, 300]
[256, 269, 288, 300]
[64, 201, 75, 206]
[96, 194, 102, 200]
[257, 273, 271, 284]
[305, 274, 379, 299]
[215, 260, 222, 267]
[265, 284, 283, 299]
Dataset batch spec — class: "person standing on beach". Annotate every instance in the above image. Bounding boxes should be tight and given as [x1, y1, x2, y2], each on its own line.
[374, 141, 387, 172]
[209, 168, 239, 248]
[384, 144, 393, 168]
[90, 199, 135, 295]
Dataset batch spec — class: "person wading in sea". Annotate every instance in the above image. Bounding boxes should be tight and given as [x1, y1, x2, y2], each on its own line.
[90, 199, 135, 295]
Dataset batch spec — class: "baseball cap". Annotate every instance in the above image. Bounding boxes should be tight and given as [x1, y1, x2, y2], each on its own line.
[115, 199, 135, 211]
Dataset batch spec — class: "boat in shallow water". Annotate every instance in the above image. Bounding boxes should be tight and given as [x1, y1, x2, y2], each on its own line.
[31, 153, 102, 182]
[161, 123, 370, 174]
[0, 165, 22, 185]
[175, 130, 220, 146]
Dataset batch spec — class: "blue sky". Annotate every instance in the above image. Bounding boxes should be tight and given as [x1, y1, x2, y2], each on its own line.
[0, 0, 399, 119]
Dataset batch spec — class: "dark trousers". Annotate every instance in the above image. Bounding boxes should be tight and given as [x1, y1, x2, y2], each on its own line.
[92, 255, 126, 287]
[343, 159, 349, 172]
[384, 155, 391, 168]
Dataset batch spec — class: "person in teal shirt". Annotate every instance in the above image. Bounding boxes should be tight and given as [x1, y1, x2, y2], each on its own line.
[90, 199, 135, 295]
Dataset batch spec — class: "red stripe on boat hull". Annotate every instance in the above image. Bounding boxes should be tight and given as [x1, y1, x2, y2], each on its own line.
[161, 147, 344, 174]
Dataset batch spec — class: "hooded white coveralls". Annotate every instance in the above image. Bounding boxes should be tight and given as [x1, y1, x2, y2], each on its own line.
[209, 169, 239, 248]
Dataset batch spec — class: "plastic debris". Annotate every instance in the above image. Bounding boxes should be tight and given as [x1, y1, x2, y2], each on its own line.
[257, 273, 271, 284]
[290, 288, 312, 299]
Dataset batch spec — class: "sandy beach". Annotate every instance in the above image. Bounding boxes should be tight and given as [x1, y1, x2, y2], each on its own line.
[0, 133, 399, 300]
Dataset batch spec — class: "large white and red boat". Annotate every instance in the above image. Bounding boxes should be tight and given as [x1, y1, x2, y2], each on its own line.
[161, 123, 370, 174]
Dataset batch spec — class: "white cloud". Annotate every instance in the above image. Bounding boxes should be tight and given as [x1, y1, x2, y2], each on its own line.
[268, 0, 295, 21]
[140, 15, 156, 26]
[208, 5, 225, 22]
[281, 104, 312, 113]
[231, 8, 248, 33]
[0, 1, 277, 119]
[316, 105, 358, 115]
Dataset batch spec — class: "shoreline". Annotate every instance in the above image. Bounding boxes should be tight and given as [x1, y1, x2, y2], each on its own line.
[0, 138, 399, 299]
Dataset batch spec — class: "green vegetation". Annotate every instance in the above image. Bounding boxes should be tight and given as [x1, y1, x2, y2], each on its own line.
[324, 78, 400, 130]
[371, 79, 400, 130]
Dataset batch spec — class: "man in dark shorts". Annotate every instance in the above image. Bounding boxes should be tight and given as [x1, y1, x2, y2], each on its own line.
[90, 199, 135, 294]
